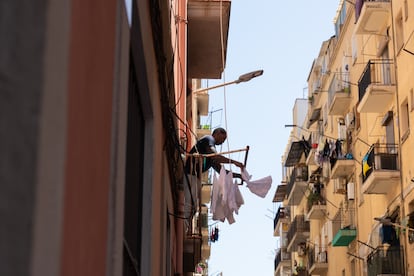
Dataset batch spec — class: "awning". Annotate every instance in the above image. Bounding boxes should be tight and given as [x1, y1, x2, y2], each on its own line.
[284, 141, 306, 167]
[272, 184, 287, 202]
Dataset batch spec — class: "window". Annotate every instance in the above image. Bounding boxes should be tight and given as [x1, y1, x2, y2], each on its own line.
[123, 57, 145, 276]
[400, 99, 410, 142]
[335, 1, 347, 38]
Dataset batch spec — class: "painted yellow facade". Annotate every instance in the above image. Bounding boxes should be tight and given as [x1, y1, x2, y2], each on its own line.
[274, 0, 414, 275]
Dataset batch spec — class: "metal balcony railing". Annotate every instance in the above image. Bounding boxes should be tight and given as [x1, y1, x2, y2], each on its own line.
[328, 72, 350, 103]
[308, 246, 328, 268]
[362, 143, 399, 183]
[286, 165, 309, 197]
[355, 0, 390, 22]
[306, 191, 326, 212]
[274, 254, 278, 271]
[367, 245, 404, 276]
[273, 206, 289, 230]
[274, 248, 291, 270]
[287, 215, 310, 246]
[358, 59, 395, 102]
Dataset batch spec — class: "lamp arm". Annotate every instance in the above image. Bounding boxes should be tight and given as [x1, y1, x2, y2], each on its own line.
[193, 80, 238, 94]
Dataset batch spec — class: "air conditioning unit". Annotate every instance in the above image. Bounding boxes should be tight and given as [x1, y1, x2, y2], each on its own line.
[324, 221, 333, 243]
[345, 111, 355, 130]
[334, 178, 347, 194]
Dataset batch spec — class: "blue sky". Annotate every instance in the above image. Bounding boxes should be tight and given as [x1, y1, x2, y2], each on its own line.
[205, 1, 342, 275]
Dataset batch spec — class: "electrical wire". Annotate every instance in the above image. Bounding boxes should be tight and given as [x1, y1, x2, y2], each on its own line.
[150, 1, 197, 218]
[168, 0, 186, 108]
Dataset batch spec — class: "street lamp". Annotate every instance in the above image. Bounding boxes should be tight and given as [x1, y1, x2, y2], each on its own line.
[374, 217, 414, 232]
[192, 69, 263, 94]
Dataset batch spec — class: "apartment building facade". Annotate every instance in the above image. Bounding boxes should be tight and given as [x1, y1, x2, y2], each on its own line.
[273, 0, 414, 275]
[1, 0, 230, 275]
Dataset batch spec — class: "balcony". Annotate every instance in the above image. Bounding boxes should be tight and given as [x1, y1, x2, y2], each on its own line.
[367, 245, 404, 276]
[274, 206, 290, 236]
[328, 72, 352, 116]
[306, 192, 326, 221]
[272, 184, 287, 203]
[332, 228, 356, 246]
[362, 144, 400, 194]
[287, 215, 310, 252]
[188, 0, 231, 79]
[274, 248, 291, 276]
[305, 132, 320, 167]
[308, 247, 328, 275]
[286, 165, 309, 206]
[330, 158, 355, 179]
[196, 125, 211, 139]
[285, 141, 310, 167]
[357, 59, 396, 114]
[306, 148, 318, 167]
[355, 0, 390, 35]
[307, 107, 322, 129]
[183, 236, 202, 273]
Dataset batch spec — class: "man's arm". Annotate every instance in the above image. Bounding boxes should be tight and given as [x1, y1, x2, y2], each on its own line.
[210, 154, 244, 179]
[212, 155, 244, 169]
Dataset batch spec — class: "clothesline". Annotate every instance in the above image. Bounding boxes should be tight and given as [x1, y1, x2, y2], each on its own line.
[210, 166, 273, 224]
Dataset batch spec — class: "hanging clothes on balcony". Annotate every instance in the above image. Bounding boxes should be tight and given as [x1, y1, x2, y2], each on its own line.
[301, 136, 311, 158]
[380, 223, 400, 246]
[210, 166, 244, 224]
[335, 139, 343, 159]
[210, 226, 219, 242]
[362, 153, 372, 178]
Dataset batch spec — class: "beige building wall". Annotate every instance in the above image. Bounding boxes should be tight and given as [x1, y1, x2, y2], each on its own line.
[275, 1, 414, 276]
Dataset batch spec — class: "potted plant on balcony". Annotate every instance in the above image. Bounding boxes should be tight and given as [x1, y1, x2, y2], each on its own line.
[307, 190, 322, 211]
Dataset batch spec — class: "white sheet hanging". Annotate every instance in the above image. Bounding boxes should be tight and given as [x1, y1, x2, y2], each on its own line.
[211, 166, 244, 224]
[241, 169, 273, 198]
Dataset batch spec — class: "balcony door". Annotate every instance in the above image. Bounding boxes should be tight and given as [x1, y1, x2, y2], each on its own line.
[384, 113, 395, 145]
[381, 46, 392, 85]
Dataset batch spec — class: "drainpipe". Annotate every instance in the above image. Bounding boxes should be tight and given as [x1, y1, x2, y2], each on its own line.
[389, 0, 408, 274]
[176, 0, 187, 273]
